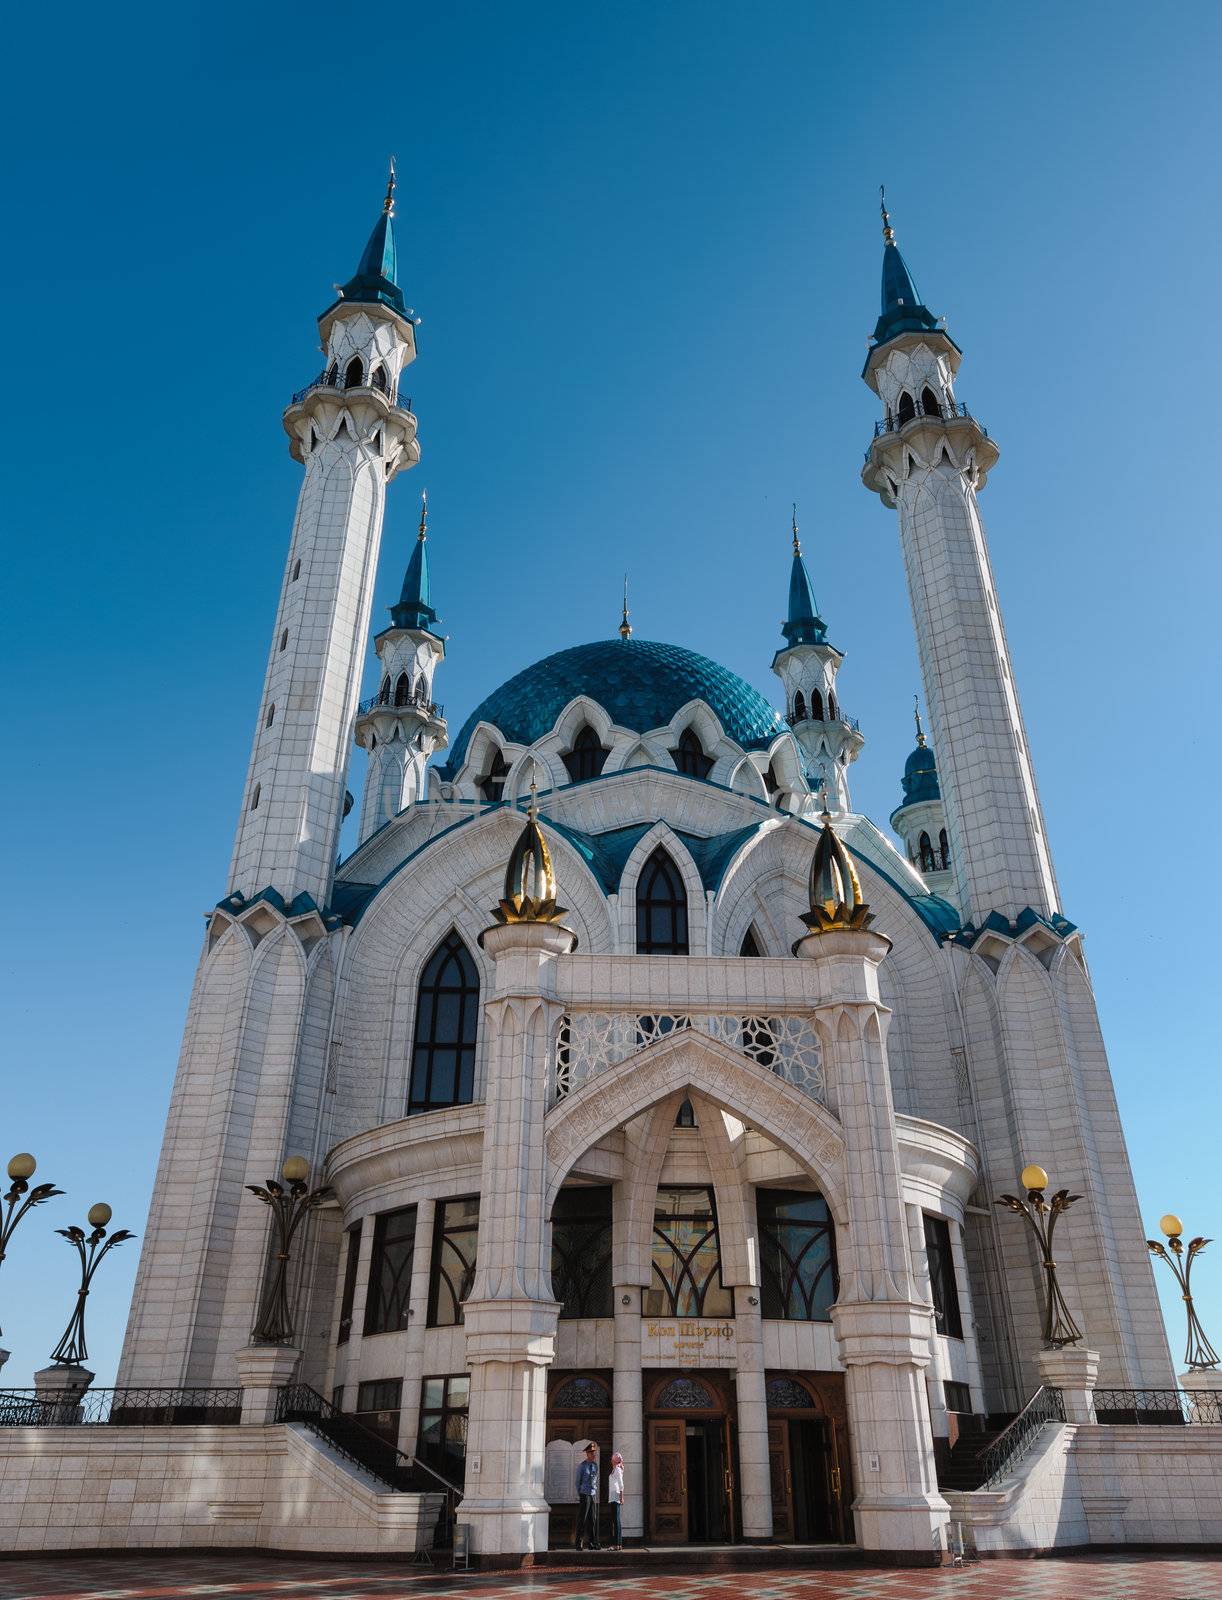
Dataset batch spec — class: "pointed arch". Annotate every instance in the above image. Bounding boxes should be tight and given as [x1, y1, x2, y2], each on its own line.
[669, 727, 714, 780]
[477, 746, 509, 803]
[921, 385, 942, 419]
[740, 925, 763, 957]
[810, 688, 824, 720]
[918, 831, 936, 873]
[394, 672, 410, 706]
[792, 691, 806, 723]
[344, 356, 364, 388]
[378, 674, 391, 706]
[896, 389, 916, 426]
[408, 930, 480, 1113]
[636, 847, 689, 954]
[562, 724, 609, 783]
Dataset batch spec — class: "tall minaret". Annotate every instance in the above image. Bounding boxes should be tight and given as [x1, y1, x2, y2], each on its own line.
[861, 197, 1057, 922]
[890, 699, 955, 905]
[228, 164, 420, 907]
[770, 509, 863, 813]
[353, 491, 448, 842]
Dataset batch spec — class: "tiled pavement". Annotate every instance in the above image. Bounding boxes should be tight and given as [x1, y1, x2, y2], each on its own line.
[0, 1552, 1220, 1600]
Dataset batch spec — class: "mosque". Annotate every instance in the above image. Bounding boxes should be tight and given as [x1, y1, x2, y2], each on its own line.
[111, 173, 1178, 1560]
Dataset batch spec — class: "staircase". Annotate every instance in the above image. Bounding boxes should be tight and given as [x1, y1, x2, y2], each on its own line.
[937, 1425, 1009, 1492]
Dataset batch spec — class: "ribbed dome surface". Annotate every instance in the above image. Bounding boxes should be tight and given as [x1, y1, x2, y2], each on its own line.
[441, 639, 787, 778]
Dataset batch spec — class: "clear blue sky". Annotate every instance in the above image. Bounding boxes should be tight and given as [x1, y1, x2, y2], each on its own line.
[2, 2, 1219, 1385]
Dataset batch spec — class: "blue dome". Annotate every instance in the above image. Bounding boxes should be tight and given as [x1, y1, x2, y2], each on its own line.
[439, 639, 788, 779]
[899, 742, 940, 807]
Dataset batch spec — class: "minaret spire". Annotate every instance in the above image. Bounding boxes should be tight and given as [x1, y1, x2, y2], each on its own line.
[333, 166, 408, 319]
[913, 694, 927, 747]
[619, 574, 632, 640]
[384, 156, 397, 216]
[782, 507, 826, 648]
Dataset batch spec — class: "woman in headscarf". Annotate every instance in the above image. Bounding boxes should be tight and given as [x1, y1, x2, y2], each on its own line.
[607, 1451, 625, 1549]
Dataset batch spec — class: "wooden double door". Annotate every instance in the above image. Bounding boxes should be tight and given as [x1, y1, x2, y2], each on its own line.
[765, 1373, 852, 1544]
[645, 1372, 736, 1544]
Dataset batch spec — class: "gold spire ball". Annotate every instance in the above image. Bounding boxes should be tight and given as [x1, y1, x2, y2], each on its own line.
[492, 782, 569, 925]
[798, 807, 874, 936]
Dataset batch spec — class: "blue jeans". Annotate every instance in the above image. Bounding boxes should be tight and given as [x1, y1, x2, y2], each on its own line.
[610, 1501, 622, 1544]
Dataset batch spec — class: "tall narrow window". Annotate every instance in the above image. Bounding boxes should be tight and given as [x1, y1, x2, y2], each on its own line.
[918, 832, 936, 873]
[645, 1186, 733, 1318]
[428, 1196, 480, 1326]
[478, 749, 509, 803]
[279, 629, 288, 652]
[394, 672, 410, 706]
[828, 691, 838, 720]
[757, 1189, 837, 1321]
[792, 692, 806, 722]
[325, 361, 339, 385]
[670, 728, 714, 779]
[636, 848, 689, 954]
[354, 1378, 402, 1448]
[562, 725, 609, 782]
[370, 363, 388, 393]
[409, 933, 480, 1113]
[921, 385, 942, 418]
[336, 1222, 362, 1345]
[344, 356, 364, 388]
[291, 558, 301, 581]
[896, 390, 916, 426]
[364, 1205, 417, 1335]
[551, 1186, 613, 1318]
[418, 1375, 469, 1483]
[924, 1214, 963, 1338]
[378, 675, 391, 705]
[810, 688, 824, 720]
[249, 783, 261, 811]
[939, 828, 951, 870]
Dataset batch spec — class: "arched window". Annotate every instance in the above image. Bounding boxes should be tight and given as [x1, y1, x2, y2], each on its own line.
[291, 558, 301, 581]
[325, 361, 338, 385]
[896, 390, 916, 426]
[408, 932, 480, 1113]
[921, 385, 942, 419]
[792, 691, 806, 723]
[939, 828, 951, 870]
[344, 356, 364, 388]
[249, 782, 261, 811]
[370, 363, 388, 394]
[740, 926, 763, 957]
[645, 1187, 733, 1318]
[827, 692, 838, 720]
[675, 1098, 697, 1128]
[378, 675, 391, 706]
[265, 703, 275, 728]
[394, 672, 410, 706]
[478, 749, 509, 803]
[764, 762, 783, 806]
[918, 831, 936, 873]
[636, 848, 689, 954]
[809, 688, 824, 721]
[562, 724, 609, 783]
[670, 728, 713, 779]
[279, 629, 288, 652]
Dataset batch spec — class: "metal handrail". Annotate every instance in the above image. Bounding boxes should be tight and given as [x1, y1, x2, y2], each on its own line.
[289, 371, 414, 411]
[977, 1386, 1065, 1488]
[790, 711, 860, 733]
[1093, 1386, 1222, 1425]
[873, 400, 977, 439]
[0, 1386, 242, 1426]
[276, 1383, 459, 1543]
[358, 691, 444, 719]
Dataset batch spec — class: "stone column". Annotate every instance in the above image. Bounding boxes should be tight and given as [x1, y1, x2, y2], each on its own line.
[612, 1285, 644, 1541]
[33, 1363, 94, 1424]
[234, 1343, 300, 1424]
[796, 925, 950, 1560]
[456, 921, 574, 1560]
[734, 1295, 773, 1539]
[1037, 1345, 1099, 1425]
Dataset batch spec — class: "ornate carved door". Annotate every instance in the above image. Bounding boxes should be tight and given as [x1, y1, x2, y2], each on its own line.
[647, 1417, 687, 1542]
[767, 1417, 793, 1540]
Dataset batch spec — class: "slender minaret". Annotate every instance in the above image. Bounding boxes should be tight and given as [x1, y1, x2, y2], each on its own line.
[861, 197, 1057, 922]
[353, 491, 447, 842]
[770, 508, 863, 813]
[890, 699, 955, 905]
[228, 163, 420, 906]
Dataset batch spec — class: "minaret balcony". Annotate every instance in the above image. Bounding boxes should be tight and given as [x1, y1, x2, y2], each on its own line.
[791, 709, 860, 734]
[288, 368, 416, 420]
[862, 398, 999, 504]
[358, 689, 444, 720]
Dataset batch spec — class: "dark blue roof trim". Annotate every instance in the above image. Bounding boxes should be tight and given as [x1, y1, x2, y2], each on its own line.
[214, 885, 343, 930]
[947, 907, 1078, 950]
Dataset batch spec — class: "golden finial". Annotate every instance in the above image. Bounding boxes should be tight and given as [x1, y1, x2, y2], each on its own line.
[792, 503, 802, 557]
[880, 185, 895, 245]
[913, 694, 926, 747]
[384, 157, 397, 217]
[418, 488, 428, 542]
[490, 780, 569, 926]
[619, 573, 632, 640]
[797, 811, 874, 939]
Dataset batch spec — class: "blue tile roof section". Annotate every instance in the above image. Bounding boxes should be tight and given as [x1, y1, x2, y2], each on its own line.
[438, 639, 789, 780]
[893, 740, 941, 813]
[547, 819, 764, 896]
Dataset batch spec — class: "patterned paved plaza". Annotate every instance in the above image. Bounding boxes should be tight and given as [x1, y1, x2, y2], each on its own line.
[1, 1552, 1221, 1600]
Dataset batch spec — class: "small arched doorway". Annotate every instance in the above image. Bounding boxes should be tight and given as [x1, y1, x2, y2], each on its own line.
[644, 1370, 736, 1543]
[765, 1372, 853, 1544]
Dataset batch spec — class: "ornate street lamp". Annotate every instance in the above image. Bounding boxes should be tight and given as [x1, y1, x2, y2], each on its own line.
[997, 1163, 1084, 1348]
[1147, 1214, 1219, 1371]
[49, 1204, 135, 1365]
[1, 1153, 64, 1337]
[246, 1157, 332, 1345]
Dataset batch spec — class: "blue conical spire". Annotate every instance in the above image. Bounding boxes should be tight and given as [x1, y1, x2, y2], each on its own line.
[872, 190, 942, 348]
[390, 491, 439, 631]
[336, 161, 408, 318]
[782, 507, 828, 647]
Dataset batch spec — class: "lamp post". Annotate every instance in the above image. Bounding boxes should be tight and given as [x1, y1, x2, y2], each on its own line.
[49, 1204, 135, 1366]
[997, 1163, 1084, 1348]
[246, 1157, 332, 1345]
[1, 1153, 64, 1339]
[1147, 1214, 1219, 1371]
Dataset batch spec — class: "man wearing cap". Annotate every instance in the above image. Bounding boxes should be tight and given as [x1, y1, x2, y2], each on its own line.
[574, 1443, 600, 1550]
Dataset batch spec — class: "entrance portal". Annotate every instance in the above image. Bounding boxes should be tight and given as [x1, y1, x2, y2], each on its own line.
[645, 1372, 735, 1543]
[765, 1372, 853, 1543]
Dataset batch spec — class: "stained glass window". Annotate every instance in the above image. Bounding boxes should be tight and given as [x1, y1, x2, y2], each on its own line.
[551, 1375, 611, 1410]
[428, 1196, 480, 1327]
[655, 1376, 717, 1409]
[757, 1189, 837, 1321]
[645, 1186, 733, 1318]
[364, 1206, 416, 1335]
[765, 1376, 815, 1410]
[636, 849, 689, 954]
[551, 1187, 613, 1318]
[408, 933, 479, 1113]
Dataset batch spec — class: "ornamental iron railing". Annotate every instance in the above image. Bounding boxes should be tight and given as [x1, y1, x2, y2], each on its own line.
[275, 1383, 458, 1545]
[289, 371, 414, 412]
[1093, 1387, 1222, 1426]
[790, 710, 861, 733]
[358, 690, 444, 719]
[872, 400, 978, 439]
[0, 1386, 242, 1426]
[553, 1011, 825, 1105]
[977, 1386, 1065, 1489]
